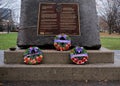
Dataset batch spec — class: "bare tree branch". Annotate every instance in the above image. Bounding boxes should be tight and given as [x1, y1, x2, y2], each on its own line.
[97, 0, 120, 34]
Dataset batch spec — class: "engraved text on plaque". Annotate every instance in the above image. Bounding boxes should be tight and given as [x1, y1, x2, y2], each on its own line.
[38, 3, 80, 35]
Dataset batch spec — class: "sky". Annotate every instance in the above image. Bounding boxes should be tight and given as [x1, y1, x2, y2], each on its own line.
[0, 0, 21, 24]
[96, 0, 109, 16]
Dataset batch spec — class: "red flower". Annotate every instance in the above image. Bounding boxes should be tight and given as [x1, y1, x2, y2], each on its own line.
[32, 59, 37, 64]
[62, 47, 65, 51]
[39, 55, 43, 59]
[36, 57, 42, 63]
[65, 45, 69, 50]
[24, 57, 30, 64]
[60, 47, 63, 51]
[73, 58, 79, 63]
[24, 57, 27, 60]
[71, 58, 74, 61]
[67, 43, 71, 47]
[54, 43, 58, 46]
[77, 60, 82, 64]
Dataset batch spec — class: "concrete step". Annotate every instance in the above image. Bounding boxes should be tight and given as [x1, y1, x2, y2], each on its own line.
[2, 80, 120, 86]
[0, 60, 120, 81]
[4, 48, 114, 64]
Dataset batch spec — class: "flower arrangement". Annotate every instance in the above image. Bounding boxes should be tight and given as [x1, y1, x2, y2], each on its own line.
[54, 34, 71, 51]
[24, 47, 43, 65]
[70, 46, 88, 65]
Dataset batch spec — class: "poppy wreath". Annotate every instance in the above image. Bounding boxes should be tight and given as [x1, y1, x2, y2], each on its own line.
[70, 46, 88, 65]
[24, 47, 43, 65]
[54, 34, 71, 51]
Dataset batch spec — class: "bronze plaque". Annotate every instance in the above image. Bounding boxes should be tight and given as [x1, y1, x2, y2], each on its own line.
[38, 3, 80, 35]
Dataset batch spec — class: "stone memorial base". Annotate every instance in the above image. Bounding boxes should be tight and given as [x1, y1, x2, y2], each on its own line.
[4, 48, 114, 64]
[1, 63, 120, 81]
[1, 48, 120, 81]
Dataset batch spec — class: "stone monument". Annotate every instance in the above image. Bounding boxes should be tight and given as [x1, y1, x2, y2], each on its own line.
[1, 0, 115, 82]
[17, 0, 101, 49]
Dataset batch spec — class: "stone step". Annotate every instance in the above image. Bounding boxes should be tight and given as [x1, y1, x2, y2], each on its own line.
[4, 48, 114, 64]
[0, 61, 120, 81]
[2, 80, 120, 86]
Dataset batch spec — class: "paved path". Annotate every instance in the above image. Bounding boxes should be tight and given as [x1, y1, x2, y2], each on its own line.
[114, 50, 120, 63]
[0, 32, 7, 34]
[1, 80, 120, 86]
[0, 50, 4, 65]
[0, 50, 120, 86]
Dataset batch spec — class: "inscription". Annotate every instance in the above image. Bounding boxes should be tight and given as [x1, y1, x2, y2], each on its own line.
[38, 3, 80, 35]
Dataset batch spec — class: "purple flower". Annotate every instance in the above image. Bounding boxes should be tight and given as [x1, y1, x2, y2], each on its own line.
[29, 47, 33, 53]
[58, 35, 62, 38]
[63, 35, 67, 39]
[76, 47, 82, 54]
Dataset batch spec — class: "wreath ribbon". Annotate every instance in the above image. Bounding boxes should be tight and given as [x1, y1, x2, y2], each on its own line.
[24, 47, 43, 65]
[70, 47, 88, 65]
[54, 34, 71, 51]
[71, 54, 88, 58]
[54, 40, 71, 43]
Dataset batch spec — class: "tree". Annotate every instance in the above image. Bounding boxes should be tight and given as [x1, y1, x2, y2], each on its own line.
[97, 0, 120, 34]
[0, 0, 20, 33]
[0, 0, 11, 20]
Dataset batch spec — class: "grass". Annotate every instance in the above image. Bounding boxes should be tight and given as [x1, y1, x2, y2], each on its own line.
[101, 37, 120, 50]
[0, 32, 17, 50]
[100, 32, 120, 50]
[0, 32, 120, 50]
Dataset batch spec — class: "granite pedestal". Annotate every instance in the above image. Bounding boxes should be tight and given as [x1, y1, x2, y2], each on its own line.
[17, 0, 101, 50]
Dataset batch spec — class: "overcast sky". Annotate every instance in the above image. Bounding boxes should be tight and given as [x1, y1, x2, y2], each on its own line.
[0, 0, 21, 24]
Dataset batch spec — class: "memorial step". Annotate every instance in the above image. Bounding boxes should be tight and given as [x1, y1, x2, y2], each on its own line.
[0, 61, 120, 81]
[4, 48, 114, 64]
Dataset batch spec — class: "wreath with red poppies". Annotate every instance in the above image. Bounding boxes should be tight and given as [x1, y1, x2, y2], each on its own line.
[24, 47, 43, 65]
[54, 34, 71, 51]
[70, 47, 88, 65]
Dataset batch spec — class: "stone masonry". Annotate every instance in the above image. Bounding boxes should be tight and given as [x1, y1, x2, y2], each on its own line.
[17, 0, 101, 49]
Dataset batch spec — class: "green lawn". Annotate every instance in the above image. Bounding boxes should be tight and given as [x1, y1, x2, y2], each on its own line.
[0, 32, 120, 50]
[0, 32, 17, 50]
[101, 37, 120, 50]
